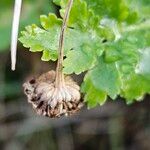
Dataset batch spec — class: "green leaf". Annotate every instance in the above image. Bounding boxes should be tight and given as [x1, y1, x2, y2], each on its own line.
[20, 0, 150, 107]
[89, 58, 121, 99]
[20, 0, 104, 66]
[63, 43, 103, 74]
[20, 24, 58, 52]
[120, 75, 150, 103]
[19, 14, 61, 59]
[62, 0, 89, 29]
[81, 75, 107, 108]
[121, 47, 150, 101]
[113, 22, 150, 102]
[53, 0, 61, 5]
[85, 0, 138, 23]
[41, 50, 58, 61]
[40, 13, 62, 30]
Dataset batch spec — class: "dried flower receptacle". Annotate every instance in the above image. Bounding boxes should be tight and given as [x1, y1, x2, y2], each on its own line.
[23, 71, 84, 118]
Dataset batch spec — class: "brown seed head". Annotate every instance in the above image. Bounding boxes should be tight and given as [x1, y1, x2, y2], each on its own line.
[23, 71, 84, 118]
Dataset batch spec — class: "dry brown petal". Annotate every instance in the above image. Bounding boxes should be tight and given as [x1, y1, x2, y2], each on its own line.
[23, 71, 84, 118]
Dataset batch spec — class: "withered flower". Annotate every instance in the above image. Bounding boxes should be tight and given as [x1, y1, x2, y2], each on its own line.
[23, 0, 84, 118]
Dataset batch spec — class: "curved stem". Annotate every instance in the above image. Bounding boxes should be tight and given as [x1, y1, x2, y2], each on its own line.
[55, 0, 73, 88]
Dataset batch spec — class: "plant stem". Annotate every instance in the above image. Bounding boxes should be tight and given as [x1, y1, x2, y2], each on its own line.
[55, 0, 73, 88]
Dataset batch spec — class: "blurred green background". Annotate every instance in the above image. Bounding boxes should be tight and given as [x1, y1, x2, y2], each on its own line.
[0, 0, 150, 150]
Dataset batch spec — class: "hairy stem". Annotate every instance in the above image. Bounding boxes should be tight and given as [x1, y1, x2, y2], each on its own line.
[55, 0, 73, 88]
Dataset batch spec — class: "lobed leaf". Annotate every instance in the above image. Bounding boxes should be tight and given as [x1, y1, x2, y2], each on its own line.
[19, 0, 150, 107]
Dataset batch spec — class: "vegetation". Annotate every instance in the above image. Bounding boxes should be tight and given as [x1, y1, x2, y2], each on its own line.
[0, 0, 150, 149]
[19, 0, 150, 108]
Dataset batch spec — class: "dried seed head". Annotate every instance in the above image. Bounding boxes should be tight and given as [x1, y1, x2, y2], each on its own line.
[23, 71, 84, 118]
